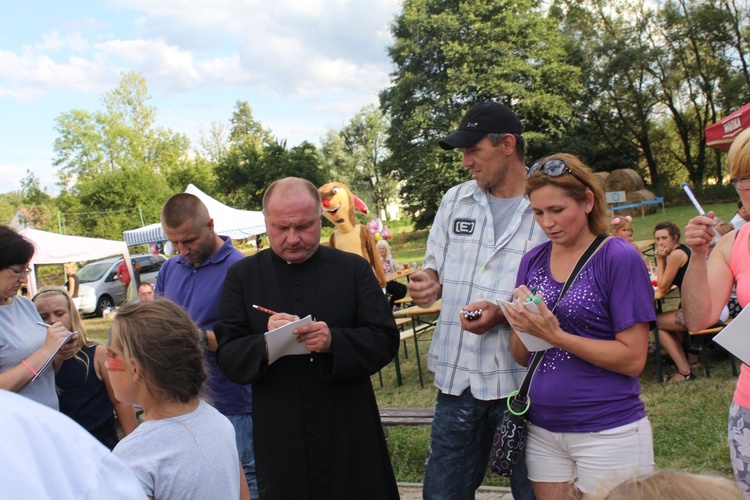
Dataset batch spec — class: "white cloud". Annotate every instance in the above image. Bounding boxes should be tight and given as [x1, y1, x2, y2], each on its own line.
[0, 48, 112, 97]
[0, 0, 399, 102]
[108, 0, 399, 96]
[37, 31, 90, 52]
[0, 0, 403, 195]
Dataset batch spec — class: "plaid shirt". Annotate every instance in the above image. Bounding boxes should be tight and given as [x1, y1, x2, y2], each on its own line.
[424, 181, 547, 400]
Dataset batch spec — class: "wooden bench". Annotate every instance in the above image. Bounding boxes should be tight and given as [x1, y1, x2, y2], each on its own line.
[394, 296, 413, 306]
[399, 324, 435, 342]
[395, 317, 411, 328]
[379, 407, 434, 426]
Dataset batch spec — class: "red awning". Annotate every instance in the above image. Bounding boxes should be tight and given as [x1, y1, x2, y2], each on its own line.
[706, 102, 750, 151]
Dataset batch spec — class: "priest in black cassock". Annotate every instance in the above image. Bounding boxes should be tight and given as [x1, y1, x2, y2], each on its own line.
[214, 177, 400, 500]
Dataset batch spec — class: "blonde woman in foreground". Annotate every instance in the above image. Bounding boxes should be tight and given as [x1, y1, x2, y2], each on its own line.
[588, 470, 742, 499]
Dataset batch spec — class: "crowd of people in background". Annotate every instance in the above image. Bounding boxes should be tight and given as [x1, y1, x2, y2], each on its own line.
[2, 100, 749, 499]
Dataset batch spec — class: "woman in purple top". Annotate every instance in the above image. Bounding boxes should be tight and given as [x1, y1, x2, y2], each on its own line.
[503, 154, 656, 499]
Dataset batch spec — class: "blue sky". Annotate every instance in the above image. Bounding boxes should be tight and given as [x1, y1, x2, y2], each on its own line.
[0, 0, 401, 195]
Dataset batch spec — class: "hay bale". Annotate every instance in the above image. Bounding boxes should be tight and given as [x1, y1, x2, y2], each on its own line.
[592, 172, 609, 191]
[612, 189, 658, 218]
[605, 169, 645, 192]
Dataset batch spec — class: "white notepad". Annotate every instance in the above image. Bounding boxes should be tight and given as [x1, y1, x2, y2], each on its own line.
[713, 306, 750, 365]
[264, 315, 313, 364]
[497, 299, 553, 352]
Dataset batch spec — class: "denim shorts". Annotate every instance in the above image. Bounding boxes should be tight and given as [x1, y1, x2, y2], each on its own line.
[525, 417, 655, 494]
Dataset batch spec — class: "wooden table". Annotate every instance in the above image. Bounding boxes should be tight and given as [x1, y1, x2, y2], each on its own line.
[635, 239, 656, 265]
[392, 300, 441, 387]
[635, 239, 655, 252]
[386, 268, 416, 283]
[393, 299, 442, 319]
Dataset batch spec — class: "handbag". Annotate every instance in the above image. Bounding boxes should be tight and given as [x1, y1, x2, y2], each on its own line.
[490, 234, 609, 476]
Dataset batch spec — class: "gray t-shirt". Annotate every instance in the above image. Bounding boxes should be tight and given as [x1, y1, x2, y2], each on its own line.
[0, 296, 57, 409]
[488, 193, 525, 243]
[113, 399, 240, 500]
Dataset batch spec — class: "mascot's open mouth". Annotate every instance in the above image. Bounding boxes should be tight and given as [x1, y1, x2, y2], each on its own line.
[323, 203, 341, 217]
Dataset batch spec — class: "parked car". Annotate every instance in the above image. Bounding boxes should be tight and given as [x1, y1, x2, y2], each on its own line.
[76, 254, 167, 316]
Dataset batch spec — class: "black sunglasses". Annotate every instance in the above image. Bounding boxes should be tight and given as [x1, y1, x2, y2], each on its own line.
[527, 159, 575, 179]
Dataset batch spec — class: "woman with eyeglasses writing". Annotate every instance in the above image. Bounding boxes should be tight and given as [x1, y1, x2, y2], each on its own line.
[0, 226, 77, 408]
[682, 127, 750, 496]
[503, 154, 655, 499]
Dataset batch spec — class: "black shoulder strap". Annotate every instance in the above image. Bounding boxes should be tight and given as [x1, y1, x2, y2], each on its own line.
[514, 234, 610, 402]
[557, 234, 608, 303]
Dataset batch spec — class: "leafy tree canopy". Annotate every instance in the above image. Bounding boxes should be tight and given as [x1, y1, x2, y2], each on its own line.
[381, 0, 582, 227]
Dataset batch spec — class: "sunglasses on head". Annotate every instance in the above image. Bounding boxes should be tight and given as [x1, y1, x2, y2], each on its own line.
[527, 159, 574, 179]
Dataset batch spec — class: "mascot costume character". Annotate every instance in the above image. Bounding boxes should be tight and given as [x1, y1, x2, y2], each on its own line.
[318, 182, 387, 288]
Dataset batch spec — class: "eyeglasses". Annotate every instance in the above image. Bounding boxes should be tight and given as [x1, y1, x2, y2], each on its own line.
[731, 177, 750, 191]
[527, 159, 575, 179]
[6, 267, 31, 277]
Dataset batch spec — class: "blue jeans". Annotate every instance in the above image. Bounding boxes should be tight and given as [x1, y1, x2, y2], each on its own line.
[226, 413, 258, 500]
[423, 390, 535, 500]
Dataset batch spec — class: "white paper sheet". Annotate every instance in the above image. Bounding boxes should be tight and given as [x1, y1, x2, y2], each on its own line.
[497, 299, 553, 352]
[264, 315, 313, 364]
[32, 330, 75, 382]
[712, 307, 750, 365]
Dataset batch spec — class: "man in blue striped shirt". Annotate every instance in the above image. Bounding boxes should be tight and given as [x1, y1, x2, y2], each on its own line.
[409, 102, 546, 500]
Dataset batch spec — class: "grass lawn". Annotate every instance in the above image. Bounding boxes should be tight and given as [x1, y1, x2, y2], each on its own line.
[81, 200, 740, 486]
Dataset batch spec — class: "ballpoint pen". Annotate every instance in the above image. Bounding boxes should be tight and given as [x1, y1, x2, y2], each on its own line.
[682, 183, 706, 216]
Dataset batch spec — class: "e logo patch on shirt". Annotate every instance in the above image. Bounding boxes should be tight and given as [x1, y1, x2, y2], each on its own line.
[453, 219, 475, 235]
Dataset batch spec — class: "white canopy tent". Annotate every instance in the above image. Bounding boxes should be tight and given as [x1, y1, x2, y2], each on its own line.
[122, 184, 266, 246]
[19, 227, 132, 298]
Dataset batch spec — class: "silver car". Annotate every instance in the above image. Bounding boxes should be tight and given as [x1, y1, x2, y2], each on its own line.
[76, 254, 166, 316]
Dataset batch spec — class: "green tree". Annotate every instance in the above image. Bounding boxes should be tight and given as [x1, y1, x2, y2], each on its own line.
[215, 101, 270, 208]
[52, 72, 189, 238]
[18, 171, 56, 230]
[558, 0, 750, 190]
[216, 101, 327, 209]
[554, 0, 664, 184]
[651, 0, 739, 187]
[0, 192, 23, 227]
[381, 0, 582, 227]
[321, 105, 398, 219]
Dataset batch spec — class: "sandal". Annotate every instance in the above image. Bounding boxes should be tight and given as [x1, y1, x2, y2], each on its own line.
[668, 369, 695, 382]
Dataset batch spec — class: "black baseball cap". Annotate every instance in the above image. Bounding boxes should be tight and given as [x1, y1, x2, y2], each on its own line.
[438, 101, 524, 150]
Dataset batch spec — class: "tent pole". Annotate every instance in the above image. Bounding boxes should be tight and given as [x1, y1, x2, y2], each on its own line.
[57, 212, 63, 234]
[138, 206, 145, 227]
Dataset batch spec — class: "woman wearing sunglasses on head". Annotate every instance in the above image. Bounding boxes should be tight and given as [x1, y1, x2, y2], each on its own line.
[0, 226, 78, 408]
[503, 154, 656, 499]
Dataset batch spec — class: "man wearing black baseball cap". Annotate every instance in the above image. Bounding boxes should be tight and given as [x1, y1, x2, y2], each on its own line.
[409, 101, 544, 500]
[438, 101, 524, 150]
